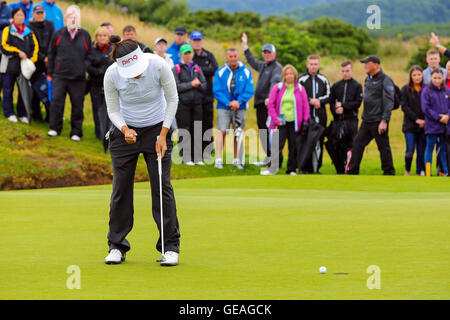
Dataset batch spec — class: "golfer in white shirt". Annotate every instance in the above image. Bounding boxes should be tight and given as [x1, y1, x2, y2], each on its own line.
[103, 35, 180, 266]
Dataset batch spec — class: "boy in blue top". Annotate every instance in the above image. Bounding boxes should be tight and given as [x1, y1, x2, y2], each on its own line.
[213, 48, 254, 169]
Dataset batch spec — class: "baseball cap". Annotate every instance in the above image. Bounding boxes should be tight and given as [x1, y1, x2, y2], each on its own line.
[360, 55, 381, 64]
[154, 37, 167, 46]
[190, 30, 203, 40]
[262, 44, 276, 53]
[33, 5, 45, 13]
[174, 26, 187, 35]
[179, 44, 193, 54]
[116, 46, 149, 78]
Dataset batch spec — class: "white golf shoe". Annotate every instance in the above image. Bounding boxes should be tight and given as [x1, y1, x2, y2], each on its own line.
[105, 249, 126, 264]
[47, 130, 58, 137]
[160, 251, 179, 266]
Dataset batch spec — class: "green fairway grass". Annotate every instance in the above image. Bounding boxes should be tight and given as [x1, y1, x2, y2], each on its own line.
[0, 175, 448, 299]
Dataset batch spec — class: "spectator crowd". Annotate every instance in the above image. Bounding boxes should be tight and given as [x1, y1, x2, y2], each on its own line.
[1, 1, 449, 176]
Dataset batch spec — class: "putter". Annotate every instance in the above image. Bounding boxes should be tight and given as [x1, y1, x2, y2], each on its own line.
[156, 137, 165, 263]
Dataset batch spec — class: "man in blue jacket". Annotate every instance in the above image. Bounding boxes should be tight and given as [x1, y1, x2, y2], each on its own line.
[38, 0, 63, 30]
[9, 0, 33, 25]
[213, 48, 254, 170]
[167, 26, 187, 66]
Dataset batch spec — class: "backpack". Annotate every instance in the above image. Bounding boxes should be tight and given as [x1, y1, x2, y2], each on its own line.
[383, 74, 400, 110]
[175, 63, 200, 75]
[393, 83, 401, 110]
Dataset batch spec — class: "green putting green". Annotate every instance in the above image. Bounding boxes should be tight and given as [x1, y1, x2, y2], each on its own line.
[0, 175, 449, 299]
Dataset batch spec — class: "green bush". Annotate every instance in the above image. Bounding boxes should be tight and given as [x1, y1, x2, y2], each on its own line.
[304, 17, 378, 59]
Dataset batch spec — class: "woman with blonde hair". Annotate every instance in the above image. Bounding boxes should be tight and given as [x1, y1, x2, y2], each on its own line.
[262, 64, 310, 175]
[87, 26, 113, 150]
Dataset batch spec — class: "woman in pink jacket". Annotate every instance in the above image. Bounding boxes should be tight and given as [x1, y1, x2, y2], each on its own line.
[262, 64, 310, 175]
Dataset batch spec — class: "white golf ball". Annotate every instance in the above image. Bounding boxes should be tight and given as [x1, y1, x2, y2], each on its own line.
[319, 266, 327, 274]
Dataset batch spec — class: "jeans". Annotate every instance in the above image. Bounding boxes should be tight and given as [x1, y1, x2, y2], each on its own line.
[404, 132, 425, 174]
[425, 134, 448, 175]
[2, 73, 26, 118]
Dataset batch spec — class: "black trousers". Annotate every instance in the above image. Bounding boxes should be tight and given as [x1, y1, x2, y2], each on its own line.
[301, 106, 327, 173]
[275, 121, 297, 173]
[49, 77, 86, 137]
[107, 122, 180, 254]
[201, 99, 214, 158]
[175, 102, 203, 163]
[90, 86, 110, 141]
[347, 121, 395, 175]
[256, 103, 271, 158]
[334, 118, 358, 174]
[447, 135, 450, 171]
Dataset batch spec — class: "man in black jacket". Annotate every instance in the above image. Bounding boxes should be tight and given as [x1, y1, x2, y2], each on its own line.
[347, 55, 396, 175]
[329, 61, 363, 173]
[242, 32, 282, 166]
[190, 30, 218, 159]
[298, 54, 331, 173]
[122, 25, 153, 54]
[28, 4, 54, 122]
[47, 5, 91, 141]
[173, 44, 207, 166]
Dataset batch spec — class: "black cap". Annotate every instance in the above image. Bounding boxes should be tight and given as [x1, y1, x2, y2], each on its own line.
[174, 26, 187, 35]
[360, 55, 381, 64]
[33, 5, 45, 13]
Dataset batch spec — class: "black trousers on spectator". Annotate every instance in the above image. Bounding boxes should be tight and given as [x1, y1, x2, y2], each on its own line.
[107, 122, 180, 254]
[30, 67, 49, 122]
[334, 118, 358, 174]
[276, 121, 297, 173]
[447, 135, 450, 171]
[201, 99, 214, 158]
[347, 121, 395, 175]
[256, 103, 271, 158]
[175, 102, 203, 163]
[301, 107, 327, 173]
[49, 77, 86, 137]
[90, 85, 107, 141]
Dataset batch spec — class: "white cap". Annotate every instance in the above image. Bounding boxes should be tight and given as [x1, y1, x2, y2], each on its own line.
[116, 46, 149, 78]
[154, 37, 167, 46]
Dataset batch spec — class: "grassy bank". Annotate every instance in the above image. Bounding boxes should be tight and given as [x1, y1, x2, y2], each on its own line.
[1, 2, 447, 190]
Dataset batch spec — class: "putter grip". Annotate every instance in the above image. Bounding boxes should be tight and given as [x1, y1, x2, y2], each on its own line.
[157, 136, 162, 175]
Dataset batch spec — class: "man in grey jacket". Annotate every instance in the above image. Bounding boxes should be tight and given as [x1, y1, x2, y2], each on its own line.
[347, 55, 396, 175]
[242, 32, 282, 166]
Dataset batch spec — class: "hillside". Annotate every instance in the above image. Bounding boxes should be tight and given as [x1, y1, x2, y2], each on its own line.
[1, 1, 445, 190]
[284, 0, 450, 26]
[186, 0, 340, 16]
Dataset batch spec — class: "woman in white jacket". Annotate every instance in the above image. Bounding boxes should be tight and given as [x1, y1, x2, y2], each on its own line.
[103, 35, 180, 266]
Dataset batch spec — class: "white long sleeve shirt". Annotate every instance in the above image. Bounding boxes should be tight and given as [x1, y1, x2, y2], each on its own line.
[103, 53, 178, 130]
